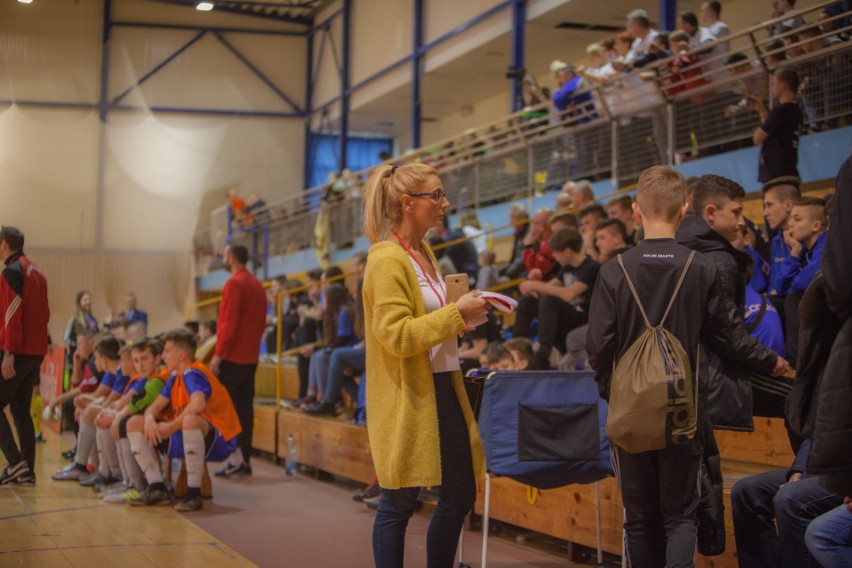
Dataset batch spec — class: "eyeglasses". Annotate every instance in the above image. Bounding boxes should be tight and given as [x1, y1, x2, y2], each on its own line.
[409, 189, 447, 203]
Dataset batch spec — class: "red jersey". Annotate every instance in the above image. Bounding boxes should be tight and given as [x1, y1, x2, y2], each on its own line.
[215, 267, 267, 365]
[0, 252, 49, 355]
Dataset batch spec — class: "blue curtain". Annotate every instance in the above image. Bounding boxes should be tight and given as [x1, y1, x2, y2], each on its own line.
[307, 134, 392, 188]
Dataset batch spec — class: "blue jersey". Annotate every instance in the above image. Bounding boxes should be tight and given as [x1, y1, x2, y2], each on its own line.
[161, 367, 212, 400]
[112, 367, 131, 394]
[768, 233, 792, 295]
[746, 245, 770, 294]
[744, 286, 785, 356]
[776, 232, 827, 296]
[100, 371, 116, 390]
[127, 377, 147, 394]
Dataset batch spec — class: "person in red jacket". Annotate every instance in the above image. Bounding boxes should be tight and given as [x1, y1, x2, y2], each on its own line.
[210, 244, 266, 477]
[0, 226, 49, 485]
[513, 209, 559, 339]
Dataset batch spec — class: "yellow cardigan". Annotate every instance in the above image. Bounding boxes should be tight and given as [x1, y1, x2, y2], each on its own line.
[363, 241, 486, 489]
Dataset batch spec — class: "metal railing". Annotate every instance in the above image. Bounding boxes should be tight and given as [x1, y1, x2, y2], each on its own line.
[196, 1, 851, 259]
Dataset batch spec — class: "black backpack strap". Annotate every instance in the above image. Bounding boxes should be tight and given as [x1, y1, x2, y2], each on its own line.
[746, 294, 768, 334]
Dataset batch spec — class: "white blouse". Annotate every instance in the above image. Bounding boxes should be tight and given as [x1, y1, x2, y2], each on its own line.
[408, 257, 461, 374]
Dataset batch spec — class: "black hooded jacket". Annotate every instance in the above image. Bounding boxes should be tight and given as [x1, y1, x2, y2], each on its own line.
[676, 214, 778, 430]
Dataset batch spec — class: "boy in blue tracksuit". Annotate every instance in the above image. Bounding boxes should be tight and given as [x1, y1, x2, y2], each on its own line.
[761, 177, 801, 296]
[776, 198, 829, 296]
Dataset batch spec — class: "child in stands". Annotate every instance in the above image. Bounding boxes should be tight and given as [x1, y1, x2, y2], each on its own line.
[126, 329, 241, 512]
[478, 342, 515, 370]
[477, 250, 500, 291]
[777, 197, 829, 296]
[504, 338, 534, 370]
[762, 176, 802, 296]
[594, 219, 632, 264]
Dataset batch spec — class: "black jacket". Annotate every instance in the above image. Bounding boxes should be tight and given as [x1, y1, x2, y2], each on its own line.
[809, 155, 852, 496]
[587, 238, 774, 407]
[501, 223, 530, 279]
[676, 215, 778, 430]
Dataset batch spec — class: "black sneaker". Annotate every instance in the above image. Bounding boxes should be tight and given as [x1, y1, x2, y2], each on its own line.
[127, 484, 172, 506]
[353, 482, 381, 502]
[214, 463, 252, 478]
[35, 433, 46, 443]
[93, 476, 122, 491]
[0, 461, 32, 485]
[304, 402, 337, 416]
[174, 495, 204, 512]
[61, 449, 75, 460]
[15, 471, 36, 486]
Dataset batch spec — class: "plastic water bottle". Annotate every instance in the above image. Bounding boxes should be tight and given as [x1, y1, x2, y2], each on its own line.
[285, 433, 298, 478]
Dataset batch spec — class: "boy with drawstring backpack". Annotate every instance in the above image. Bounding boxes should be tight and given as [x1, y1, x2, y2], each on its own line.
[587, 166, 790, 567]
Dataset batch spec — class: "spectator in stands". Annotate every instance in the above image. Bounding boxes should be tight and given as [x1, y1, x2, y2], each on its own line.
[126, 329, 242, 512]
[769, 0, 806, 36]
[678, 11, 714, 48]
[783, 33, 806, 58]
[818, 7, 849, 43]
[477, 250, 499, 291]
[588, 166, 788, 568]
[579, 203, 608, 260]
[595, 219, 632, 264]
[677, 174, 792, 433]
[226, 187, 249, 229]
[263, 276, 286, 356]
[244, 193, 269, 227]
[753, 68, 803, 183]
[0, 226, 49, 486]
[652, 33, 674, 58]
[806, 501, 852, 567]
[612, 31, 635, 68]
[293, 271, 323, 403]
[522, 75, 550, 107]
[196, 320, 217, 365]
[127, 321, 146, 344]
[500, 204, 530, 280]
[432, 217, 479, 285]
[512, 209, 558, 339]
[123, 292, 147, 327]
[549, 211, 579, 233]
[606, 195, 638, 244]
[762, 176, 802, 296]
[459, 313, 503, 375]
[360, 163, 488, 567]
[626, 9, 660, 62]
[582, 42, 616, 84]
[211, 244, 267, 479]
[732, 439, 843, 568]
[504, 338, 534, 370]
[777, 197, 828, 297]
[459, 210, 488, 254]
[701, 1, 731, 50]
[566, 180, 596, 213]
[742, 224, 772, 294]
[550, 61, 594, 120]
[520, 228, 599, 370]
[64, 290, 98, 377]
[725, 53, 769, 122]
[479, 342, 515, 370]
[763, 39, 789, 65]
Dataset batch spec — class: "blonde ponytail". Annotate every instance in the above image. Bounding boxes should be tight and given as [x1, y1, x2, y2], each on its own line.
[362, 163, 438, 244]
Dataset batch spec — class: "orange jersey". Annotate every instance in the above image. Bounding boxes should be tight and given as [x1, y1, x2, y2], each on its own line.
[166, 361, 242, 442]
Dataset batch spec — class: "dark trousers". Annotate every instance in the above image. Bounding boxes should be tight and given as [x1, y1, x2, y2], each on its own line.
[731, 471, 842, 568]
[534, 295, 588, 369]
[612, 445, 702, 568]
[218, 360, 257, 465]
[372, 372, 476, 568]
[752, 376, 801, 454]
[513, 295, 539, 339]
[0, 354, 42, 471]
[784, 291, 803, 367]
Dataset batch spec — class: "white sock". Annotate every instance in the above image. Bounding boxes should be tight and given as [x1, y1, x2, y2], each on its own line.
[100, 428, 121, 479]
[118, 437, 144, 489]
[76, 424, 97, 469]
[228, 449, 244, 467]
[116, 438, 129, 482]
[127, 431, 163, 485]
[96, 429, 110, 477]
[182, 429, 205, 490]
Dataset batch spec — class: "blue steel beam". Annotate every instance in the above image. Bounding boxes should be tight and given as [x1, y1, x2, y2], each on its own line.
[111, 30, 207, 106]
[339, 0, 351, 170]
[312, 7, 343, 33]
[214, 31, 304, 113]
[0, 100, 97, 110]
[304, 20, 314, 189]
[307, 0, 513, 117]
[509, 0, 526, 112]
[411, 0, 424, 149]
[660, 0, 677, 31]
[112, 21, 307, 36]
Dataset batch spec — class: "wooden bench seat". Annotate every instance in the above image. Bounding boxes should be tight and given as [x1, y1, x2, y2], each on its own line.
[255, 363, 299, 400]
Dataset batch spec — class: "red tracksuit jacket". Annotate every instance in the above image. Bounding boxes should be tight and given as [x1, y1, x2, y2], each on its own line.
[215, 267, 267, 365]
[0, 252, 50, 356]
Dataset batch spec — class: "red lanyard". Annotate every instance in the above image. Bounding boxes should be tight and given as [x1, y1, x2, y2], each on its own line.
[392, 231, 446, 307]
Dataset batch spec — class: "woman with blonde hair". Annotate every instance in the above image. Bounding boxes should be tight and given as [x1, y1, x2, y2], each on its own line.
[63, 290, 98, 376]
[362, 163, 489, 567]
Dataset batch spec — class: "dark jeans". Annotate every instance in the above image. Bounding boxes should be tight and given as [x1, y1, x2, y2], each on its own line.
[513, 294, 539, 339]
[320, 347, 364, 406]
[218, 360, 256, 465]
[0, 353, 42, 471]
[731, 471, 842, 568]
[372, 372, 476, 568]
[534, 295, 588, 369]
[613, 445, 701, 568]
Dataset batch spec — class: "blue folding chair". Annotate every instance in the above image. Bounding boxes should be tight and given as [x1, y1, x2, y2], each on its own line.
[473, 370, 613, 567]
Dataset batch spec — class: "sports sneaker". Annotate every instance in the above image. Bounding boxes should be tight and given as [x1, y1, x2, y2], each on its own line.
[14, 471, 35, 486]
[214, 463, 252, 478]
[79, 471, 106, 487]
[35, 433, 46, 443]
[127, 485, 171, 506]
[174, 496, 204, 512]
[0, 461, 32, 485]
[95, 478, 122, 493]
[304, 401, 337, 416]
[104, 486, 141, 504]
[51, 464, 87, 481]
[61, 449, 75, 460]
[99, 483, 127, 497]
[353, 482, 381, 502]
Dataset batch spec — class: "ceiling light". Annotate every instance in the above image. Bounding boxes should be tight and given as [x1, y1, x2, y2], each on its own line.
[196, 2, 214, 11]
[18, 0, 34, 4]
